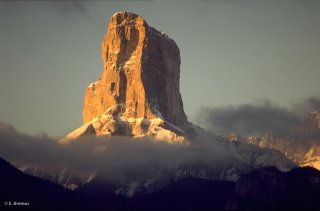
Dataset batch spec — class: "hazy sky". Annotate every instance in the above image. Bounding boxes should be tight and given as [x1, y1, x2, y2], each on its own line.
[0, 0, 320, 137]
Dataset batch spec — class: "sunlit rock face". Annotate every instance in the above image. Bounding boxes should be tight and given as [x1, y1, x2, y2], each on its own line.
[63, 11, 192, 142]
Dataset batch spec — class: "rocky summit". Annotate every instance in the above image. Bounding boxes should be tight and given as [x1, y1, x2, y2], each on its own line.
[62, 11, 193, 143]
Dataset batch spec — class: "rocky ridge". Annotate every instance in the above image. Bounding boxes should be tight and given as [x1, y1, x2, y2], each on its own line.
[224, 111, 320, 170]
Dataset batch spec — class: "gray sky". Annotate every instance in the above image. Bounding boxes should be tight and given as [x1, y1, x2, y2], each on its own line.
[0, 0, 320, 137]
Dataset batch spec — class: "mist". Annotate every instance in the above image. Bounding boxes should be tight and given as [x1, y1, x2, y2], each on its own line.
[0, 122, 235, 184]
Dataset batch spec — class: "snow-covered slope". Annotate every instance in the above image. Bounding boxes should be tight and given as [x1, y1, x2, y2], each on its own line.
[60, 104, 187, 144]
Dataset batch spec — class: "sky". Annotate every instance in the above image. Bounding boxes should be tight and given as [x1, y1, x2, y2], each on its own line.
[0, 0, 320, 137]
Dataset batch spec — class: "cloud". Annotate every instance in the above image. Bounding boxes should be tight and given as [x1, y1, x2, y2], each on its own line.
[0, 122, 236, 184]
[196, 97, 320, 137]
[47, 1, 92, 19]
[0, 121, 296, 195]
[292, 96, 320, 118]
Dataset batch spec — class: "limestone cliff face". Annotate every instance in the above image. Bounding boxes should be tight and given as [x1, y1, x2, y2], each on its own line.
[62, 11, 192, 143]
[83, 11, 188, 130]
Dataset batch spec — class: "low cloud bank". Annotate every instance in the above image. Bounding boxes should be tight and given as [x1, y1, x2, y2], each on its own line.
[196, 96, 320, 136]
[0, 123, 233, 183]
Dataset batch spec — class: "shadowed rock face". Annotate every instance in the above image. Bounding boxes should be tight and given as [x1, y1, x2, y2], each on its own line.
[83, 11, 188, 130]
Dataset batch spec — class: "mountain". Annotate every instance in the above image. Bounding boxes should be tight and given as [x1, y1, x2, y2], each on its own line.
[1, 10, 318, 211]
[36, 11, 293, 193]
[226, 166, 320, 211]
[77, 177, 235, 211]
[0, 157, 90, 210]
[19, 164, 95, 190]
[225, 111, 320, 169]
[74, 166, 320, 211]
[1, 11, 293, 197]
[61, 11, 194, 143]
[137, 166, 320, 211]
[1, 156, 319, 210]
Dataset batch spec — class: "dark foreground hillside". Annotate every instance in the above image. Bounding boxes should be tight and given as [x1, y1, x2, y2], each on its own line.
[0, 158, 91, 210]
[1, 157, 320, 211]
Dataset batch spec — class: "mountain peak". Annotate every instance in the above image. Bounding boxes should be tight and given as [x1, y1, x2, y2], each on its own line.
[111, 11, 139, 20]
[62, 12, 192, 143]
[109, 11, 146, 28]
